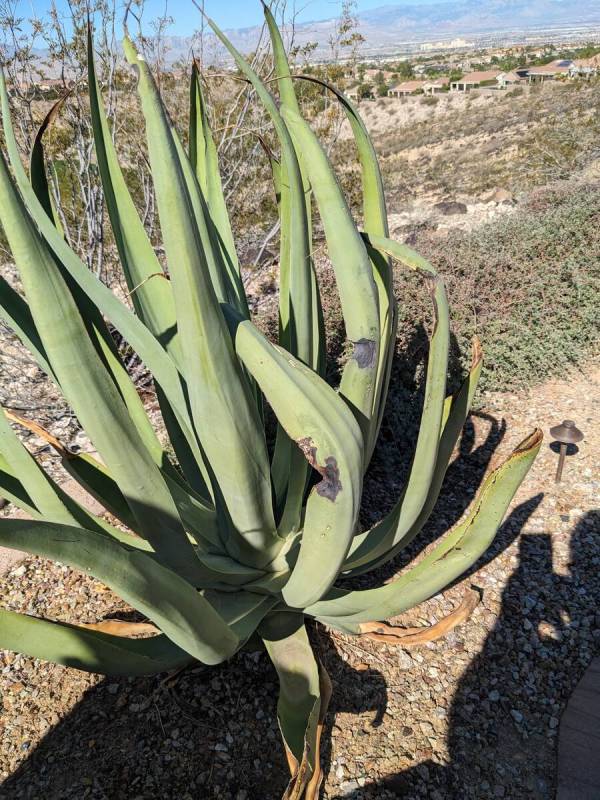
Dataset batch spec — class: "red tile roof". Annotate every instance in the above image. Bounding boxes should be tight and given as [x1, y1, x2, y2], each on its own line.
[389, 80, 425, 93]
[457, 70, 502, 84]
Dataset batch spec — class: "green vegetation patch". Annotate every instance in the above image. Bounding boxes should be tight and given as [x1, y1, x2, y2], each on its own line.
[413, 181, 600, 391]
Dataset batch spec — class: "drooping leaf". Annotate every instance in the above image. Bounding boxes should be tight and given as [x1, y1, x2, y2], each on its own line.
[344, 337, 484, 576]
[0, 608, 194, 676]
[307, 429, 543, 628]
[229, 314, 363, 607]
[29, 93, 67, 231]
[260, 612, 331, 799]
[344, 260, 449, 572]
[0, 517, 239, 663]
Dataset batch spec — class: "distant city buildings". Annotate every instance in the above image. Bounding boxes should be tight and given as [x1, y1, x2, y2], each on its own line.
[420, 38, 474, 52]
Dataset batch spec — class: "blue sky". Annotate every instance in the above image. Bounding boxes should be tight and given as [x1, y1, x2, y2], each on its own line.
[19, 0, 443, 37]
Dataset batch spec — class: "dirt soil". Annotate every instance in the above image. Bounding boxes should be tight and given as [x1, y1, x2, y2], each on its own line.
[0, 362, 598, 800]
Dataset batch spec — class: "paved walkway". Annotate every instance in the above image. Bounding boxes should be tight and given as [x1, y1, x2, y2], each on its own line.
[558, 657, 600, 799]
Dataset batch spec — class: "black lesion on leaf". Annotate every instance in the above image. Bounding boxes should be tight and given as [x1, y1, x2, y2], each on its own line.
[316, 455, 342, 502]
[296, 437, 343, 502]
[352, 338, 377, 369]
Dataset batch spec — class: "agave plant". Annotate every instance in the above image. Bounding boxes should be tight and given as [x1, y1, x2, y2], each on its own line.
[0, 7, 541, 798]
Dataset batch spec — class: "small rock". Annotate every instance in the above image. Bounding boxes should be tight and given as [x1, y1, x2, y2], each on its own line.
[397, 650, 414, 670]
[511, 709, 523, 723]
[434, 200, 468, 216]
[339, 779, 360, 794]
[483, 187, 514, 204]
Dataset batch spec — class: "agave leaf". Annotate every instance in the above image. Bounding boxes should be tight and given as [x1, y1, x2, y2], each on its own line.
[0, 409, 143, 542]
[259, 141, 298, 520]
[31, 122, 165, 482]
[307, 429, 542, 627]
[292, 74, 395, 461]
[0, 405, 85, 526]
[260, 612, 331, 800]
[228, 315, 363, 607]
[0, 608, 194, 676]
[0, 139, 205, 580]
[204, 590, 278, 644]
[29, 94, 67, 232]
[343, 266, 449, 572]
[0, 452, 38, 516]
[0, 275, 55, 381]
[189, 62, 248, 316]
[123, 38, 278, 568]
[361, 231, 437, 273]
[87, 28, 180, 359]
[206, 14, 321, 536]
[87, 31, 211, 495]
[262, 6, 380, 446]
[260, 12, 319, 368]
[345, 338, 484, 576]
[0, 517, 239, 663]
[0, 68, 211, 498]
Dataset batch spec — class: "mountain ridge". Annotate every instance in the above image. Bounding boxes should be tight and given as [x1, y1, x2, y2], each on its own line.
[180, 0, 600, 62]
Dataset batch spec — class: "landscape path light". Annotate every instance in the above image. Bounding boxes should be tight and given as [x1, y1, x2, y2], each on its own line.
[549, 420, 584, 483]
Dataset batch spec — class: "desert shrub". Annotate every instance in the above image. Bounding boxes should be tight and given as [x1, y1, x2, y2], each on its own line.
[420, 95, 439, 106]
[409, 181, 600, 391]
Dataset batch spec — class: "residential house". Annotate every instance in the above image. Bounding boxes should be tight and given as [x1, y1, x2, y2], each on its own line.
[496, 70, 525, 89]
[527, 59, 573, 83]
[450, 70, 501, 91]
[569, 57, 600, 79]
[360, 68, 395, 82]
[388, 80, 425, 98]
[423, 77, 449, 95]
[36, 77, 76, 92]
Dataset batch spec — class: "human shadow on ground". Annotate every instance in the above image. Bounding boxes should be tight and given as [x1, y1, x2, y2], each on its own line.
[336, 508, 600, 799]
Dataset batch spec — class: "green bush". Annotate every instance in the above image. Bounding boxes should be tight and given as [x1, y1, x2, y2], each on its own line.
[412, 181, 600, 391]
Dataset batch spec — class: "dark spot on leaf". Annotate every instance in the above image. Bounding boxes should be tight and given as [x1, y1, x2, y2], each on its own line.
[352, 338, 376, 369]
[296, 437, 342, 502]
[316, 456, 342, 501]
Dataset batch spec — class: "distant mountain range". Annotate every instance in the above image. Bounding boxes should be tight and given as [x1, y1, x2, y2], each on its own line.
[177, 0, 600, 62]
[22, 0, 600, 72]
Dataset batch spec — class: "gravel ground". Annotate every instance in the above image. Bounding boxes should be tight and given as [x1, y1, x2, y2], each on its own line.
[0, 365, 598, 800]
